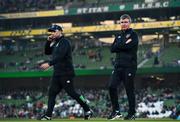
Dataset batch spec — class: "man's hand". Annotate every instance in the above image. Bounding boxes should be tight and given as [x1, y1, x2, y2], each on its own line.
[125, 38, 132, 44]
[40, 63, 50, 70]
[47, 36, 54, 41]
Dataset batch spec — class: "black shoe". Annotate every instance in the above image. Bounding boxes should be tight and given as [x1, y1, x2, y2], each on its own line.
[84, 110, 93, 120]
[37, 114, 51, 120]
[107, 110, 122, 120]
[124, 114, 135, 120]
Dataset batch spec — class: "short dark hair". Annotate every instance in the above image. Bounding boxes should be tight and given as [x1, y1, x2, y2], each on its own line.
[120, 14, 132, 23]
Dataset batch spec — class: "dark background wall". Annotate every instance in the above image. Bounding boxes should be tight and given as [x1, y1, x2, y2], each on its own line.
[0, 73, 179, 90]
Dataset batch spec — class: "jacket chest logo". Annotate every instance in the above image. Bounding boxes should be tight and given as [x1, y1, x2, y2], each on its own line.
[118, 36, 121, 39]
[126, 34, 131, 38]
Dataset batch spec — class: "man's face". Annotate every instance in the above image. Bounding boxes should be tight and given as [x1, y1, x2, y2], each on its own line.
[49, 30, 62, 39]
[120, 18, 130, 30]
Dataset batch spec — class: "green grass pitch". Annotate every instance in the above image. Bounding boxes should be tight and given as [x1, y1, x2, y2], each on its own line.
[0, 118, 177, 122]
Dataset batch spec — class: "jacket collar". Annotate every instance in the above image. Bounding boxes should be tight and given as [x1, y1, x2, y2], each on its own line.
[121, 28, 132, 34]
[55, 35, 64, 42]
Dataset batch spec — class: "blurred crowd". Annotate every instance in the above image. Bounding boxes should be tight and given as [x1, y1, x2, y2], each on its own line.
[0, 87, 179, 119]
[0, 0, 138, 13]
[0, 0, 61, 13]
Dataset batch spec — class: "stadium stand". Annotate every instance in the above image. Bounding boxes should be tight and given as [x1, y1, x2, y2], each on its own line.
[0, 39, 179, 72]
[0, 0, 145, 13]
[0, 40, 156, 72]
[0, 0, 179, 120]
[0, 88, 179, 119]
[143, 44, 180, 67]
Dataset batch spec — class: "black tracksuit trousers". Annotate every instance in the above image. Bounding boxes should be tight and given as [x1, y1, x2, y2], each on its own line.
[108, 67, 136, 114]
[46, 76, 90, 117]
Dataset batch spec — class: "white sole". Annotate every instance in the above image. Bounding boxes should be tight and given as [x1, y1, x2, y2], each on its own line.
[109, 115, 122, 120]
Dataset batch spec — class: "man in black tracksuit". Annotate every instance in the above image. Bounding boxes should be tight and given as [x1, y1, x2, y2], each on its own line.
[108, 14, 138, 120]
[38, 25, 92, 120]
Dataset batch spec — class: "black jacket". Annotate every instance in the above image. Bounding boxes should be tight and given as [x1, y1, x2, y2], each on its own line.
[111, 28, 138, 69]
[45, 36, 75, 77]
